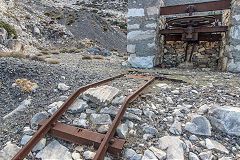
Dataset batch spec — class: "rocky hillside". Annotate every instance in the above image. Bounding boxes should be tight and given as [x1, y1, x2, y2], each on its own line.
[0, 0, 127, 55]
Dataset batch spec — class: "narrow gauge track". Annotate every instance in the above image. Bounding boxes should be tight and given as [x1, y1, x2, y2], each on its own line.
[12, 73, 185, 160]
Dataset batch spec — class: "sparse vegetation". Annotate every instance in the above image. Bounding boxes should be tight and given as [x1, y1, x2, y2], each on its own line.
[82, 54, 92, 60]
[59, 48, 68, 53]
[56, 15, 61, 20]
[92, 55, 104, 60]
[15, 78, 37, 92]
[44, 58, 60, 64]
[67, 18, 74, 25]
[44, 12, 51, 17]
[0, 20, 18, 39]
[0, 51, 26, 59]
[103, 25, 108, 31]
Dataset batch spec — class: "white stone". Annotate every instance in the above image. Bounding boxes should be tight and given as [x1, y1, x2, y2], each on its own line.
[128, 24, 140, 30]
[72, 151, 81, 160]
[128, 54, 154, 69]
[0, 142, 21, 160]
[146, 23, 157, 29]
[127, 44, 136, 53]
[143, 149, 158, 160]
[36, 140, 72, 160]
[116, 124, 128, 139]
[227, 60, 240, 73]
[233, 15, 240, 21]
[169, 121, 182, 135]
[83, 151, 95, 160]
[149, 146, 166, 160]
[199, 151, 213, 160]
[156, 83, 171, 89]
[205, 138, 229, 154]
[231, 25, 240, 40]
[83, 85, 119, 106]
[58, 83, 70, 91]
[128, 8, 145, 17]
[189, 152, 199, 160]
[158, 136, 184, 160]
[127, 30, 155, 41]
[147, 7, 159, 16]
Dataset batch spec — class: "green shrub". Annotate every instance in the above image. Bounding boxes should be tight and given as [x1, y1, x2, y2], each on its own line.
[44, 12, 51, 17]
[82, 54, 92, 60]
[67, 18, 74, 25]
[0, 20, 18, 39]
[103, 25, 108, 31]
[59, 49, 68, 53]
[56, 15, 61, 20]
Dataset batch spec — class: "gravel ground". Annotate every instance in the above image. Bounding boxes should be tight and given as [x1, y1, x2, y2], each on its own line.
[0, 55, 240, 160]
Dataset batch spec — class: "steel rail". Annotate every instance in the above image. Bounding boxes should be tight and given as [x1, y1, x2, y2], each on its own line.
[12, 74, 124, 160]
[93, 77, 156, 160]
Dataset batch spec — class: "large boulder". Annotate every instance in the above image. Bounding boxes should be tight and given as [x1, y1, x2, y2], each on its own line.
[208, 105, 240, 136]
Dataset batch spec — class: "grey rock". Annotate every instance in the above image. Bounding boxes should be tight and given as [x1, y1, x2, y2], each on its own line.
[126, 120, 134, 128]
[58, 83, 70, 91]
[98, 125, 110, 134]
[199, 151, 213, 160]
[149, 146, 166, 160]
[73, 118, 89, 128]
[116, 124, 128, 139]
[36, 140, 72, 160]
[83, 85, 119, 106]
[143, 125, 158, 134]
[166, 97, 174, 104]
[144, 108, 154, 119]
[30, 111, 48, 129]
[68, 99, 88, 113]
[208, 105, 240, 136]
[124, 148, 142, 160]
[88, 47, 110, 56]
[169, 121, 182, 135]
[158, 136, 184, 160]
[0, 28, 7, 44]
[3, 99, 31, 119]
[127, 108, 142, 115]
[143, 134, 153, 140]
[83, 151, 95, 159]
[90, 114, 112, 125]
[20, 135, 46, 152]
[0, 141, 21, 160]
[156, 83, 171, 89]
[184, 115, 211, 136]
[33, 26, 41, 36]
[142, 150, 158, 160]
[112, 96, 126, 105]
[189, 135, 198, 141]
[48, 101, 64, 109]
[86, 109, 96, 114]
[189, 152, 199, 160]
[198, 104, 210, 115]
[100, 106, 141, 121]
[205, 138, 229, 154]
[59, 95, 68, 101]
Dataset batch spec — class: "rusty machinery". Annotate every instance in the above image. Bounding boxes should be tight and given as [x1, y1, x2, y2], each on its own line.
[159, 0, 231, 63]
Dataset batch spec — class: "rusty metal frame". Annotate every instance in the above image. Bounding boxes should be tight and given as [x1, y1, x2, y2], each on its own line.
[12, 74, 124, 160]
[160, 0, 231, 15]
[12, 74, 157, 160]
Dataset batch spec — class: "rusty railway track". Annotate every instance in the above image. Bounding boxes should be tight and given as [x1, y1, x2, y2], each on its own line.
[12, 73, 184, 160]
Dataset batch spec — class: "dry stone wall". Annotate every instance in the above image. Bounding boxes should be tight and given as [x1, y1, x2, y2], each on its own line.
[226, 0, 240, 73]
[127, 0, 164, 68]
